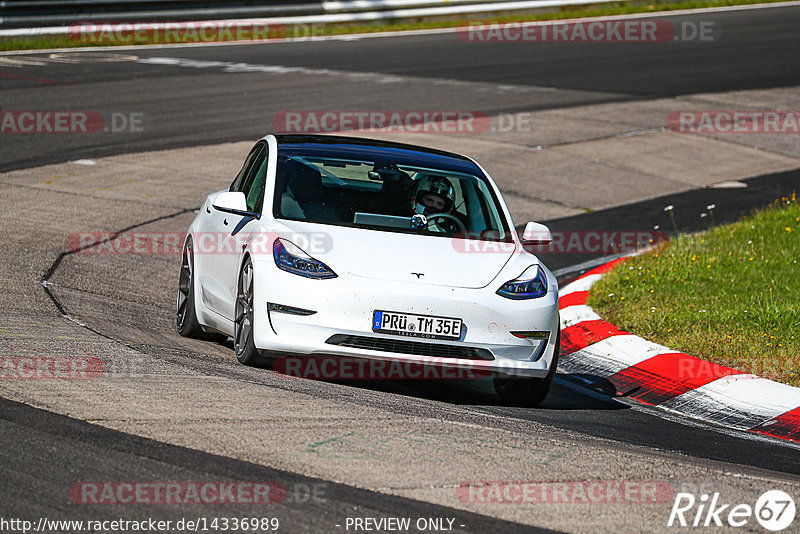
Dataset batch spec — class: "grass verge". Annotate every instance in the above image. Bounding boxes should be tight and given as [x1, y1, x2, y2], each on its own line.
[0, 0, 795, 51]
[588, 194, 800, 387]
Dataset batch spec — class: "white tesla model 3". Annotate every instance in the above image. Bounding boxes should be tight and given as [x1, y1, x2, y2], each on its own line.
[177, 134, 560, 405]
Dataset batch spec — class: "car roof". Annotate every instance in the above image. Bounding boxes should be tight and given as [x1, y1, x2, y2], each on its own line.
[273, 134, 481, 175]
[274, 134, 469, 159]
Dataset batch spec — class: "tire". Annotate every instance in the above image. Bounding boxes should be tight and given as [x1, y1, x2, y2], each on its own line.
[176, 237, 205, 338]
[234, 256, 260, 365]
[493, 329, 560, 407]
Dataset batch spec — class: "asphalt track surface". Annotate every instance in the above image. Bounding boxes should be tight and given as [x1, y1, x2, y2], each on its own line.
[0, 396, 551, 533]
[1, 6, 800, 171]
[2, 5, 800, 532]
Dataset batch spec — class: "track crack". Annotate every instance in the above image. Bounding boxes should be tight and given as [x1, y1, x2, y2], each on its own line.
[39, 206, 198, 339]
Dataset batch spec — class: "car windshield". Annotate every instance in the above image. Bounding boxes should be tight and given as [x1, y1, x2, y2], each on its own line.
[273, 142, 512, 241]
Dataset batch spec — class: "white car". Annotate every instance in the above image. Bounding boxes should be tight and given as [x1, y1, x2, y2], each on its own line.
[176, 134, 560, 405]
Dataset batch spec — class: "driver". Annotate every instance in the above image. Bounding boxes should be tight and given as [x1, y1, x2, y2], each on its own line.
[412, 177, 455, 216]
[411, 177, 463, 233]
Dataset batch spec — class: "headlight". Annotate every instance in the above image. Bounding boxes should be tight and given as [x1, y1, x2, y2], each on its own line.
[273, 238, 337, 279]
[497, 265, 547, 299]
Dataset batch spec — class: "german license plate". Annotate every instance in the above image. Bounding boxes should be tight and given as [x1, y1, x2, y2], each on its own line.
[372, 310, 462, 340]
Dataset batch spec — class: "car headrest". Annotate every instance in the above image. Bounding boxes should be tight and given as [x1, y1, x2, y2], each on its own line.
[287, 162, 323, 202]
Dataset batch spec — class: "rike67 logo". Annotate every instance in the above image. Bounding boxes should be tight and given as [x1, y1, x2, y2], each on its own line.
[668, 490, 795, 531]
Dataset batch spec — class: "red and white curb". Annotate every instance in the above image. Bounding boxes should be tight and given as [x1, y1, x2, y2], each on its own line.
[557, 257, 800, 444]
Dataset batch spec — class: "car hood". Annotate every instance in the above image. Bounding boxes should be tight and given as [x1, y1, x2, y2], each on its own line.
[276, 220, 518, 289]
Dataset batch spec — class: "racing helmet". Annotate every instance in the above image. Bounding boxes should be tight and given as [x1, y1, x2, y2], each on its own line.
[411, 176, 455, 216]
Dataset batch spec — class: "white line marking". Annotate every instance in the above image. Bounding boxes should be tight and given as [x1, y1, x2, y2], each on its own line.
[566, 334, 671, 369]
[664, 375, 800, 424]
[48, 52, 139, 63]
[0, 56, 51, 67]
[135, 55, 558, 93]
[553, 253, 625, 279]
[560, 304, 601, 328]
[554, 375, 800, 450]
[560, 273, 603, 296]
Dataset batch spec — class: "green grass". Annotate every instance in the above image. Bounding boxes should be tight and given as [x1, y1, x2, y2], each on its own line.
[0, 0, 794, 51]
[588, 194, 800, 387]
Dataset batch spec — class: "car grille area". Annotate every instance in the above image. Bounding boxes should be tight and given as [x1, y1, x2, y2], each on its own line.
[325, 334, 494, 361]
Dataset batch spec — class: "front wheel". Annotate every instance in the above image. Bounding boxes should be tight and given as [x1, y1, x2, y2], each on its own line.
[234, 256, 260, 365]
[493, 330, 560, 407]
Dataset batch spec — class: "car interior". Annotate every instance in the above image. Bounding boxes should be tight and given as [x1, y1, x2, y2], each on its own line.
[274, 155, 508, 240]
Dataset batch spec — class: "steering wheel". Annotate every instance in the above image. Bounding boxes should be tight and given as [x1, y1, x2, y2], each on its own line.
[426, 213, 467, 234]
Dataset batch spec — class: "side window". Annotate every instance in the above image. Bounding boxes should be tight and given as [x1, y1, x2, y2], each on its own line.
[230, 144, 262, 193]
[237, 144, 268, 213]
[245, 146, 269, 213]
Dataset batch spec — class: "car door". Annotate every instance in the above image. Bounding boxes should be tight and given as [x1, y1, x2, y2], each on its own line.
[211, 142, 268, 321]
[195, 143, 265, 321]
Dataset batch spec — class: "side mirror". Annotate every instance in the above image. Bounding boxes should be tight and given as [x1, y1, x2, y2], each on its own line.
[520, 222, 552, 246]
[212, 191, 260, 219]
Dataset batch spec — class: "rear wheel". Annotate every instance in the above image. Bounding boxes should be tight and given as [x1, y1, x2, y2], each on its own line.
[234, 257, 260, 365]
[176, 238, 204, 337]
[493, 330, 560, 407]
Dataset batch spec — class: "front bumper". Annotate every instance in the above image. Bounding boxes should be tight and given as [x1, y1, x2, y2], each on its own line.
[251, 259, 560, 378]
